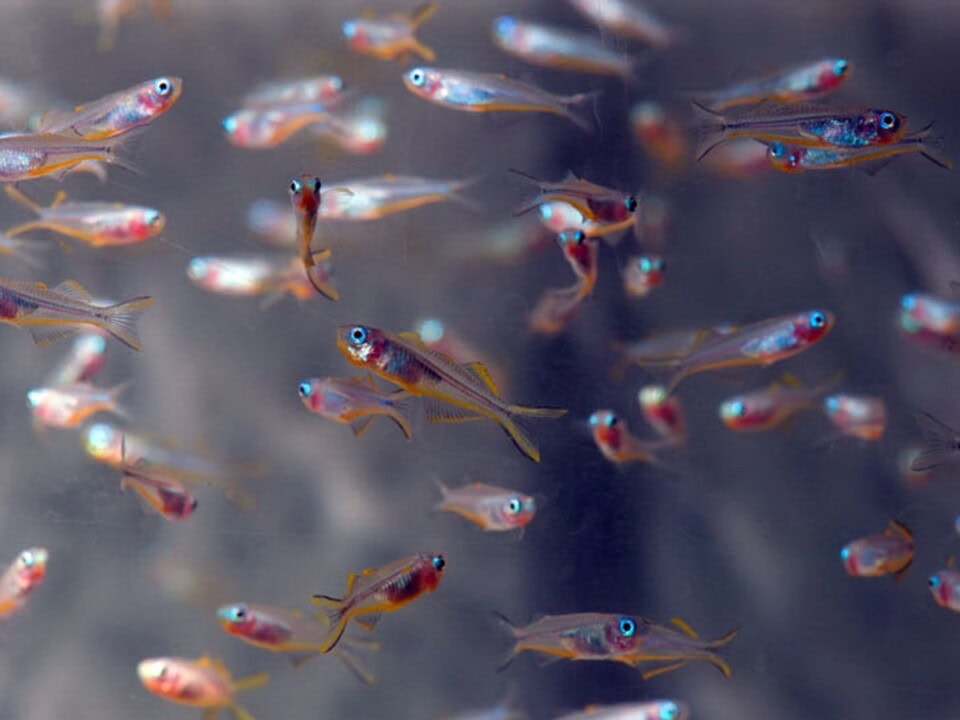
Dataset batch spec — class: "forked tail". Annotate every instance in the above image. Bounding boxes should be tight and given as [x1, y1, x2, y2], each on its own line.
[911, 411, 960, 471]
[310, 595, 349, 653]
[307, 251, 339, 300]
[501, 404, 567, 463]
[99, 296, 154, 351]
[491, 611, 521, 671]
[689, 100, 730, 161]
[558, 90, 602, 133]
[332, 634, 380, 685]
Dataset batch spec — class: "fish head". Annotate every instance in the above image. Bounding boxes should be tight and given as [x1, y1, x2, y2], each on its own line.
[588, 410, 622, 450]
[84, 422, 125, 465]
[719, 392, 775, 430]
[14, 547, 47, 587]
[217, 603, 255, 635]
[815, 58, 850, 93]
[289, 175, 322, 215]
[403, 67, 442, 99]
[137, 657, 182, 698]
[341, 18, 369, 51]
[603, 614, 647, 652]
[557, 229, 594, 274]
[498, 493, 536, 528]
[928, 571, 955, 607]
[140, 76, 183, 114]
[632, 254, 666, 287]
[795, 309, 834, 343]
[491, 15, 520, 46]
[336, 324, 385, 367]
[869, 109, 907, 143]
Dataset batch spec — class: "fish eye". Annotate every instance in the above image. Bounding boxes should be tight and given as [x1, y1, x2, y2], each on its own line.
[833, 59, 848, 76]
[298, 381, 312, 398]
[730, 400, 745, 417]
[839, 546, 850, 560]
[431, 554, 445, 571]
[349, 326, 368, 345]
[312, 178, 322, 193]
[494, 16, 517, 37]
[929, 575, 941, 589]
[824, 396, 840, 414]
[289, 179, 302, 194]
[19, 551, 34, 567]
[146, 210, 162, 226]
[618, 616, 636, 637]
[879, 112, 897, 130]
[190, 498, 199, 511]
[342, 19, 357, 38]
[809, 311, 826, 328]
[506, 497, 522, 514]
[624, 196, 638, 212]
[572, 230, 586, 244]
[660, 703, 681, 720]
[408, 69, 426, 87]
[604, 413, 619, 428]
[232, 605, 246, 620]
[769, 142, 785, 159]
[154, 78, 172, 96]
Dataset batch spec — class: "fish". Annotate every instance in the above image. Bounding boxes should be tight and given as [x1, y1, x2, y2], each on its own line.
[222, 104, 331, 149]
[0, 547, 47, 618]
[337, 324, 566, 462]
[496, 612, 737, 679]
[289, 174, 339, 300]
[557, 229, 599, 299]
[622, 255, 666, 298]
[0, 128, 141, 181]
[309, 96, 388, 156]
[511, 169, 638, 224]
[566, 0, 679, 48]
[137, 655, 269, 720]
[840, 521, 914, 581]
[637, 385, 686, 445]
[691, 58, 850, 111]
[36, 76, 182, 139]
[538, 201, 637, 242]
[553, 700, 691, 720]
[929, 568, 960, 613]
[311, 552, 446, 653]
[120, 463, 198, 521]
[693, 102, 910, 160]
[187, 255, 322, 304]
[701, 138, 770, 179]
[434, 479, 536, 532]
[822, 394, 887, 441]
[718, 373, 839, 432]
[246, 199, 297, 248]
[403, 67, 598, 132]
[297, 375, 413, 439]
[0, 231, 47, 268]
[5, 186, 165, 248]
[529, 285, 584, 336]
[630, 102, 689, 180]
[318, 174, 477, 221]
[26, 382, 127, 429]
[492, 16, 638, 80]
[766, 130, 951, 172]
[242, 75, 345, 109]
[0, 277, 153, 350]
[43, 333, 107, 387]
[900, 292, 960, 336]
[910, 411, 960, 472]
[588, 410, 664, 465]
[343, 2, 438, 62]
[216, 602, 379, 683]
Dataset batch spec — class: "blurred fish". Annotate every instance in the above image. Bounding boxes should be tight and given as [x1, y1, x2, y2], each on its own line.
[496, 613, 737, 679]
[27, 382, 127, 429]
[0, 278, 152, 350]
[298, 375, 413, 439]
[337, 324, 566, 462]
[96, 0, 138, 51]
[718, 373, 838, 432]
[223, 104, 331, 149]
[492, 16, 638, 80]
[0, 129, 140, 181]
[44, 333, 107, 387]
[691, 58, 850, 111]
[343, 2, 437, 62]
[911, 412, 960, 472]
[538, 201, 636, 242]
[0, 547, 47, 618]
[567, 0, 679, 48]
[588, 410, 663, 465]
[246, 200, 297, 248]
[217, 602, 379, 683]
[554, 700, 691, 720]
[928, 568, 960, 612]
[557, 230, 599, 299]
[901, 292, 960, 336]
[447, 694, 528, 720]
[121, 463, 198, 522]
[434, 479, 536, 532]
[310, 96, 388, 155]
[511, 169, 638, 224]
[320, 174, 476, 221]
[700, 138, 770, 179]
[403, 67, 597, 132]
[622, 255, 666, 298]
[766, 130, 950, 172]
[289, 174, 338, 300]
[637, 385, 686, 445]
[630, 102, 689, 180]
[530, 285, 583, 336]
[187, 255, 321, 305]
[840, 520, 914, 581]
[822, 394, 887, 441]
[242, 76, 345, 109]
[311, 552, 446, 653]
[137, 655, 269, 720]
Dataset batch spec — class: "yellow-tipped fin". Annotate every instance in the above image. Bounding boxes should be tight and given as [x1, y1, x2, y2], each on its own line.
[670, 616, 700, 638]
[232, 671, 269, 693]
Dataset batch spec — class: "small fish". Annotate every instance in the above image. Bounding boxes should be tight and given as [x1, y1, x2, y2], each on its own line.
[910, 411, 960, 472]
[0, 278, 152, 350]
[692, 58, 850, 111]
[623, 255, 666, 298]
[693, 103, 909, 160]
[26, 382, 127, 429]
[567, 0, 679, 48]
[36, 76, 182, 139]
[840, 520, 914, 581]
[557, 229, 599, 299]
[529, 285, 584, 336]
[589, 410, 663, 465]
[701, 138, 770, 179]
[511, 169, 638, 224]
[319, 174, 476, 221]
[311, 552, 446, 653]
[0, 128, 140, 181]
[718, 373, 838, 432]
[187, 255, 321, 304]
[121, 463, 198, 521]
[246, 199, 297, 248]
[44, 333, 107, 387]
[242, 75, 345, 109]
[343, 2, 438, 62]
[640, 310, 834, 393]
[492, 16, 637, 80]
[901, 292, 960, 336]
[5, 187, 165, 248]
[637, 385, 686, 445]
[630, 102, 689, 180]
[0, 547, 47, 618]
[337, 324, 566, 462]
[137, 655, 269, 720]
[403, 67, 598, 132]
[823, 394, 887, 441]
[289, 174, 338, 300]
[217, 602, 379, 683]
[310, 96, 388, 156]
[298, 375, 413, 439]
[222, 104, 331, 149]
[553, 700, 691, 720]
[766, 130, 950, 172]
[929, 569, 960, 613]
[538, 201, 637, 242]
[496, 613, 737, 679]
[434, 480, 536, 532]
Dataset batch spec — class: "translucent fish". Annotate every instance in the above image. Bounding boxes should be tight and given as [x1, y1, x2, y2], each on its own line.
[311, 553, 446, 653]
[553, 700, 691, 720]
[242, 75, 345, 109]
[222, 104, 331, 149]
[511, 169, 638, 224]
[337, 324, 566, 462]
[297, 375, 413, 439]
[319, 174, 477, 221]
[929, 569, 960, 613]
[567, 0, 680, 48]
[121, 463, 198, 522]
[691, 58, 850, 111]
[637, 385, 686, 445]
[434, 480, 536, 532]
[529, 285, 583, 336]
[901, 292, 960, 336]
[137, 655, 269, 720]
[822, 394, 887, 441]
[0, 128, 141, 181]
[588, 410, 664, 465]
[840, 521, 914, 581]
[630, 102, 689, 180]
[0, 277, 152, 350]
[343, 2, 438, 62]
[403, 67, 598, 132]
[187, 255, 321, 304]
[556, 229, 599, 299]
[718, 373, 839, 432]
[289, 174, 339, 300]
[0, 547, 47, 619]
[538, 201, 637, 242]
[766, 130, 951, 172]
[43, 333, 107, 387]
[623, 255, 666, 298]
[27, 381, 127, 429]
[309, 96, 388, 155]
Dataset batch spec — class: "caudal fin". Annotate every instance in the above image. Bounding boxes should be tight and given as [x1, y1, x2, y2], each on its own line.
[99, 296, 154, 351]
[309, 595, 349, 653]
[558, 90, 602, 133]
[689, 100, 729, 161]
[912, 411, 960, 472]
[492, 611, 521, 671]
[307, 251, 339, 300]
[332, 634, 380, 685]
[501, 404, 567, 463]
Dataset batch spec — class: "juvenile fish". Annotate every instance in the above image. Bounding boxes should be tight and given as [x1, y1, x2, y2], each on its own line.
[589, 410, 664, 465]
[298, 375, 413, 439]
[0, 547, 47, 618]
[343, 2, 438, 62]
[840, 520, 914, 581]
[320, 174, 476, 220]
[434, 480, 536, 532]
[511, 169, 638, 223]
[27, 382, 127, 429]
[692, 58, 850, 111]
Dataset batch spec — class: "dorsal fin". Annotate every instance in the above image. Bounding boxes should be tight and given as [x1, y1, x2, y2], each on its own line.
[52, 279, 92, 303]
[463, 361, 500, 395]
[669, 616, 700, 638]
[408, 1, 438, 26]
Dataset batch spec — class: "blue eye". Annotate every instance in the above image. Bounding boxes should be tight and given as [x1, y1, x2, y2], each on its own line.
[290, 179, 302, 194]
[929, 575, 941, 589]
[833, 59, 848, 76]
[839, 547, 850, 561]
[618, 616, 636, 637]
[900, 294, 916, 311]
[154, 78, 172, 96]
[349, 326, 368, 345]
[769, 142, 785, 159]
[731, 401, 745, 417]
[432, 554, 445, 571]
[661, 703, 681, 720]
[222, 115, 238, 134]
[605, 413, 618, 428]
[298, 381, 312, 398]
[506, 497, 522, 514]
[494, 15, 517, 38]
[879, 112, 897, 130]
[824, 396, 840, 414]
[408, 69, 427, 87]
[624, 196, 638, 212]
[809, 311, 826, 328]
[342, 19, 357, 38]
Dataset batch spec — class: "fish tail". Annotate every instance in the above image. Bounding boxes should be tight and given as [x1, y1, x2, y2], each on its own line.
[307, 252, 339, 300]
[501, 404, 567, 463]
[492, 611, 521, 670]
[911, 411, 960, 472]
[99, 296, 154, 351]
[100, 126, 147, 175]
[558, 90, 602, 133]
[309, 595, 349, 652]
[232, 670, 269, 693]
[332, 634, 380, 685]
[107, 380, 133, 420]
[384, 399, 414, 440]
[410, 39, 436, 62]
[228, 701, 257, 720]
[704, 626, 739, 678]
[689, 99, 729, 161]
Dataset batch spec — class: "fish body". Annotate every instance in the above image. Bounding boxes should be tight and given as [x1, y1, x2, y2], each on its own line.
[121, 464, 198, 521]
[538, 201, 637, 241]
[589, 410, 661, 464]
[403, 67, 597, 132]
[554, 700, 691, 720]
[0, 129, 139, 181]
[767, 131, 950, 172]
[901, 292, 960, 335]
[242, 76, 345, 109]
[840, 521, 914, 580]
[7, 198, 165, 247]
[336, 324, 566, 462]
[823, 394, 887, 440]
[0, 548, 47, 618]
[223, 105, 330, 149]
[719, 375, 835, 432]
[567, 0, 678, 48]
[694, 58, 849, 111]
[557, 229, 599, 298]
[320, 174, 475, 220]
[310, 96, 388, 155]
[343, 2, 438, 62]
[530, 285, 584, 336]
[623, 255, 666, 297]
[188, 255, 318, 302]
[44, 333, 107, 387]
[929, 569, 960, 612]
[311, 552, 446, 653]
[298, 375, 413, 439]
[637, 385, 686, 445]
[289, 174, 338, 300]
[27, 382, 126, 428]
[0, 277, 152, 350]
[512, 170, 637, 223]
[434, 480, 536, 532]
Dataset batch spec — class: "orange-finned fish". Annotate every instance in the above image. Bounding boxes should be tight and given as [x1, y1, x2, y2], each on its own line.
[26, 382, 127, 429]
[691, 58, 850, 111]
[434, 479, 536, 532]
[0, 547, 47, 618]
[554, 700, 691, 720]
[588, 410, 664, 465]
[529, 285, 584, 336]
[121, 463, 198, 521]
[0, 129, 140, 181]
[242, 75, 345, 109]
[5, 186, 165, 248]
[718, 373, 839, 432]
[309, 95, 388, 156]
[318, 174, 476, 221]
[567, 0, 679, 48]
[630, 102, 689, 181]
[537, 201, 637, 242]
[910, 411, 960, 472]
[823, 394, 887, 441]
[840, 520, 914, 581]
[289, 174, 338, 300]
[298, 375, 413, 439]
[222, 105, 331, 149]
[496, 612, 737, 679]
[36, 76, 182, 139]
[311, 552, 446, 653]
[766, 130, 951, 172]
[343, 2, 438, 62]
[511, 169, 638, 224]
[337, 324, 566, 461]
[137, 655, 269, 720]
[217, 602, 380, 683]
[44, 333, 107, 387]
[0, 278, 152, 350]
[187, 255, 326, 305]
[929, 568, 960, 613]
[557, 229, 599, 299]
[637, 385, 686, 445]
[623, 255, 666, 298]
[403, 67, 598, 132]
